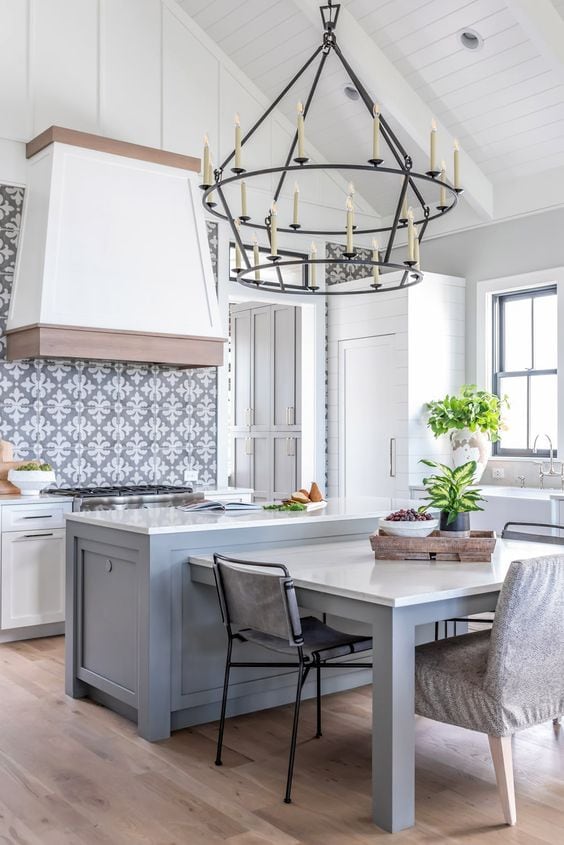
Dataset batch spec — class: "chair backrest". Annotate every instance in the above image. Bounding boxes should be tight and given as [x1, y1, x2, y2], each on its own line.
[484, 555, 564, 701]
[213, 553, 303, 646]
[501, 521, 564, 544]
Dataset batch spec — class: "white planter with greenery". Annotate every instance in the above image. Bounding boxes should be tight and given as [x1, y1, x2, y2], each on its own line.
[426, 384, 507, 482]
[449, 427, 492, 482]
[8, 462, 56, 495]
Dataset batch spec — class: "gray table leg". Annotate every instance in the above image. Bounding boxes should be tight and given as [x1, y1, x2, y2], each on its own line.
[371, 605, 416, 832]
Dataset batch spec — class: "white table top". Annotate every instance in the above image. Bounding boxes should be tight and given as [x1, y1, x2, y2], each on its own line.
[65, 497, 389, 535]
[190, 537, 564, 607]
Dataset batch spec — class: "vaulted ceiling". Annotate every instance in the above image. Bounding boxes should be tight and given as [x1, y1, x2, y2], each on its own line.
[178, 0, 564, 233]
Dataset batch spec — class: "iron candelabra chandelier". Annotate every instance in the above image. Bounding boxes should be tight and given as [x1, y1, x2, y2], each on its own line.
[200, 1, 462, 296]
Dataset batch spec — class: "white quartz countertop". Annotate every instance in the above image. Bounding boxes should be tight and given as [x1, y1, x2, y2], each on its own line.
[190, 536, 564, 607]
[65, 497, 388, 535]
[0, 493, 70, 505]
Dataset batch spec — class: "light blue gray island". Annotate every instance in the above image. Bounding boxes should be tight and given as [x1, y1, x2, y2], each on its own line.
[66, 500, 551, 832]
[64, 498, 387, 743]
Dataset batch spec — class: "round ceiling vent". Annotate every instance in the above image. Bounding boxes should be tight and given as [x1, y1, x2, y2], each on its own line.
[458, 28, 483, 50]
[343, 84, 360, 101]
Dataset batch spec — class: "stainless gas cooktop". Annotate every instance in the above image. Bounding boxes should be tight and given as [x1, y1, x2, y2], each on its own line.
[44, 484, 202, 512]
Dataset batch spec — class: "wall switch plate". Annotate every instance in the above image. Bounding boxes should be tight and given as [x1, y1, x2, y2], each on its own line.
[492, 467, 505, 480]
[184, 470, 199, 482]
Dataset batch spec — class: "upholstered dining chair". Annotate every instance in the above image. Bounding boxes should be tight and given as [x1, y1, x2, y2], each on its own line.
[212, 553, 373, 804]
[440, 521, 564, 638]
[415, 555, 564, 826]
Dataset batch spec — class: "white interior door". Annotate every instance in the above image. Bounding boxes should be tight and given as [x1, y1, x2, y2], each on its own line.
[338, 334, 396, 498]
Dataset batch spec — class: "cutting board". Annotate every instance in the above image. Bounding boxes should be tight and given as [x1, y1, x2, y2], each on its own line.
[0, 441, 24, 494]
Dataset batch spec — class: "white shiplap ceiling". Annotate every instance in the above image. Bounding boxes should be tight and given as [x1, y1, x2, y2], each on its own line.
[178, 0, 564, 223]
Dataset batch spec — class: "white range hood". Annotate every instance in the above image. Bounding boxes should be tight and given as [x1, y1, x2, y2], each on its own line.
[7, 127, 226, 367]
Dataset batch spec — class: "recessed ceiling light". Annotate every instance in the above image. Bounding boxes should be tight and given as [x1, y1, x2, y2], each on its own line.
[343, 84, 360, 101]
[458, 28, 483, 50]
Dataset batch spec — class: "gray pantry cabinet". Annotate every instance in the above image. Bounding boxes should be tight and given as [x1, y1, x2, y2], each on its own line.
[230, 303, 302, 500]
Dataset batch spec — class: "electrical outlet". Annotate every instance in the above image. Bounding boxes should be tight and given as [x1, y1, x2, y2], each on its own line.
[184, 470, 199, 483]
[492, 467, 505, 480]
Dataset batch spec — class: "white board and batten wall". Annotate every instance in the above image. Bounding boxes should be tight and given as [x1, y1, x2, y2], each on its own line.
[327, 272, 465, 501]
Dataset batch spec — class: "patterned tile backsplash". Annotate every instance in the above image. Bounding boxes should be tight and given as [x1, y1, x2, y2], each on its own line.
[0, 184, 219, 487]
[325, 241, 372, 285]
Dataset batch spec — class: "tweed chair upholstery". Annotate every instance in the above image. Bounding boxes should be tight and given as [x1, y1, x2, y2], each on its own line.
[415, 555, 564, 736]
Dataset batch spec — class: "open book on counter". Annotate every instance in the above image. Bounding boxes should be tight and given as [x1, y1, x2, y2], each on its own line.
[177, 500, 263, 512]
[177, 499, 329, 513]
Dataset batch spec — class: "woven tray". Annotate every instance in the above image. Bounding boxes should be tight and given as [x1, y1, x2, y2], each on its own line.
[369, 530, 497, 562]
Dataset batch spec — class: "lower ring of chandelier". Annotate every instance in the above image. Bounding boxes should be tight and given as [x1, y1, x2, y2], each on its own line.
[235, 258, 423, 296]
[201, 162, 460, 236]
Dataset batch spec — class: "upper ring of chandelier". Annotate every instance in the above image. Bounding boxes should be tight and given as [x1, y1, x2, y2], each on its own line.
[199, 1, 462, 296]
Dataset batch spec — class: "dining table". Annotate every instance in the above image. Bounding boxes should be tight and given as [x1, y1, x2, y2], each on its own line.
[190, 534, 564, 833]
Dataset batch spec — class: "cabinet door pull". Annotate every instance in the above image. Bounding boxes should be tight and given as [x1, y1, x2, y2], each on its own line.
[287, 437, 296, 457]
[22, 532, 54, 539]
[22, 514, 53, 520]
[286, 406, 295, 426]
[389, 437, 396, 478]
[245, 438, 254, 456]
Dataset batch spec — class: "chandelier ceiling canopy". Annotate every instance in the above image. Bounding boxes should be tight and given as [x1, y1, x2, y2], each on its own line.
[200, 1, 462, 296]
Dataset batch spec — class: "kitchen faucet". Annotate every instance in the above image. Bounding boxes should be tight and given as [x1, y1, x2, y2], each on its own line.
[532, 433, 563, 489]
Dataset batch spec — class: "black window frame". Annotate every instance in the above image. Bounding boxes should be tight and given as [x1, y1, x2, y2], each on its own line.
[229, 243, 309, 289]
[492, 285, 557, 457]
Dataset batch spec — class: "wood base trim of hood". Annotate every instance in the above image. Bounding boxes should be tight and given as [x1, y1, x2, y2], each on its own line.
[6, 324, 225, 368]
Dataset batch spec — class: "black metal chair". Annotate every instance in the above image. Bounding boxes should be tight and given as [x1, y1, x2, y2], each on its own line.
[212, 552, 372, 804]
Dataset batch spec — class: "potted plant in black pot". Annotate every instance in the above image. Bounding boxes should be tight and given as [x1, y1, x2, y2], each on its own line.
[418, 459, 485, 537]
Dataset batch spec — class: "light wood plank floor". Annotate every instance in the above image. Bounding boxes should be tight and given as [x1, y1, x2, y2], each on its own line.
[0, 636, 562, 844]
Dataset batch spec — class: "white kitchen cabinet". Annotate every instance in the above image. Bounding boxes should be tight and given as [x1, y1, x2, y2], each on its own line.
[327, 271, 466, 499]
[1, 528, 66, 629]
[338, 335, 396, 499]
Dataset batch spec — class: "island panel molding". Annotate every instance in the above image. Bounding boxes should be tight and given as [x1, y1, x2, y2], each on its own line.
[0, 180, 219, 487]
[26, 126, 201, 172]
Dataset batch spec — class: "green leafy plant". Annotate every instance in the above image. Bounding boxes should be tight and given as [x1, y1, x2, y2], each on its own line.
[263, 502, 306, 512]
[418, 459, 485, 526]
[426, 384, 508, 442]
[16, 461, 53, 471]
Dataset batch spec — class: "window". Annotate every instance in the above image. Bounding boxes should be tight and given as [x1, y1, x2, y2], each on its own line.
[229, 243, 309, 289]
[493, 286, 557, 456]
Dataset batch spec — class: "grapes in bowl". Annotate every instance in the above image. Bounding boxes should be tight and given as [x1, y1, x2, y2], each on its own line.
[379, 508, 438, 538]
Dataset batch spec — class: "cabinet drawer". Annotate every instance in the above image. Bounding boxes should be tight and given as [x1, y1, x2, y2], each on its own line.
[1, 503, 70, 532]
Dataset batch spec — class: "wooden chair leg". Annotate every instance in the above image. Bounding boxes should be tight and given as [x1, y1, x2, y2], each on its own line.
[488, 735, 516, 826]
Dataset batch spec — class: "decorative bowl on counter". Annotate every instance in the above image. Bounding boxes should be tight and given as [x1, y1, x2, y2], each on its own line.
[8, 466, 56, 496]
[378, 514, 439, 538]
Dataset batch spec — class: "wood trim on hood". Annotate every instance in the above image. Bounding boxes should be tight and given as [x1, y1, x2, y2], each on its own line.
[6, 324, 225, 368]
[26, 126, 201, 172]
